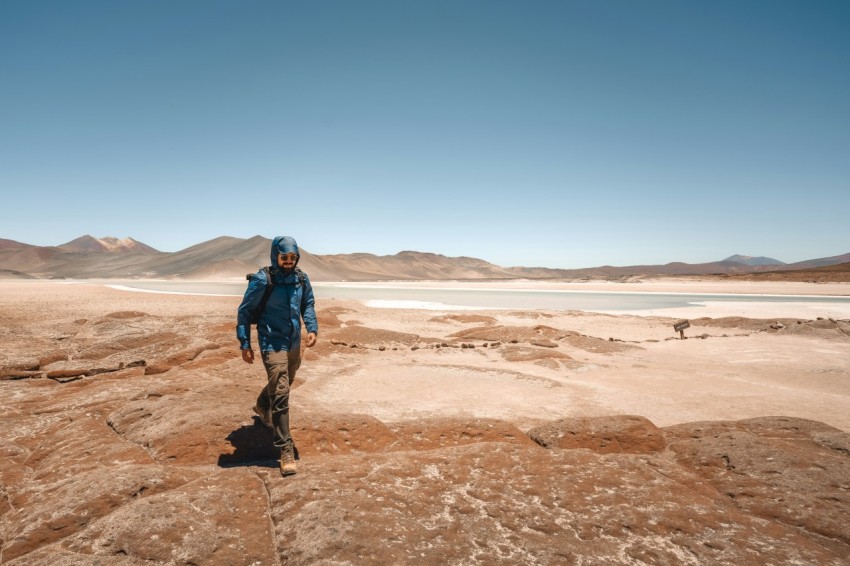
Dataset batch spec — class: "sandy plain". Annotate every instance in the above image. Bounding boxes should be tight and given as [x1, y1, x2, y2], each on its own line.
[2, 279, 849, 564]
[4, 279, 848, 430]
[307, 279, 850, 430]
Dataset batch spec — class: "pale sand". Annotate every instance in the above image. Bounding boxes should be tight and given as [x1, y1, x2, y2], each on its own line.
[299, 295, 850, 431]
[2, 280, 849, 433]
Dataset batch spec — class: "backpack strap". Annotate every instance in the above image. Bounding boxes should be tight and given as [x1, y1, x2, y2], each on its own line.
[254, 266, 275, 322]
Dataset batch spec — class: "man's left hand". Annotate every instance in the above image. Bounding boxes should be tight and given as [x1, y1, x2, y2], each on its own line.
[305, 332, 317, 348]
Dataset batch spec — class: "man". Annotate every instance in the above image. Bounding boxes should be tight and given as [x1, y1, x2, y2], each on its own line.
[237, 236, 318, 476]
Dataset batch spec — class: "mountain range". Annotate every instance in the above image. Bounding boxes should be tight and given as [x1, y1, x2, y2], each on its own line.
[0, 235, 848, 281]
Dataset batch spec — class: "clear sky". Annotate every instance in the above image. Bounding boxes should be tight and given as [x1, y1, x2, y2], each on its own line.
[1, 1, 848, 268]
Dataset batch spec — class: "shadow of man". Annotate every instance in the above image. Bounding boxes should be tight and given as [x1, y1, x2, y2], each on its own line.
[218, 417, 280, 468]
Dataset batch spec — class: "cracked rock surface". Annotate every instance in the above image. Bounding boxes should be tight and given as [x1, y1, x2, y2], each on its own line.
[1, 281, 849, 564]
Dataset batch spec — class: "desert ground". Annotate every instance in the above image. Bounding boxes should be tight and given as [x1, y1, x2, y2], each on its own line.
[1, 280, 849, 564]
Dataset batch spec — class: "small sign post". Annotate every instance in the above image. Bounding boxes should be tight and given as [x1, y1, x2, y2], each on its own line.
[673, 320, 690, 340]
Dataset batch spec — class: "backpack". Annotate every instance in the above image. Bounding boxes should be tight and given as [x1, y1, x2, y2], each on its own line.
[244, 266, 306, 324]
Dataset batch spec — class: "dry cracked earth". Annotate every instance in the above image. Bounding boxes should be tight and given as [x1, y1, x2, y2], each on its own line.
[1, 283, 849, 565]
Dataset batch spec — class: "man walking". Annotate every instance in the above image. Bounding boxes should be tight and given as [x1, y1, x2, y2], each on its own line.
[237, 236, 318, 476]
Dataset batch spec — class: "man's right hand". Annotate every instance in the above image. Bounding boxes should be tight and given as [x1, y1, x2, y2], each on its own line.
[241, 349, 255, 364]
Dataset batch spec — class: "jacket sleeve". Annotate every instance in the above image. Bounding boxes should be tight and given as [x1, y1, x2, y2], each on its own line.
[236, 271, 267, 350]
[300, 274, 318, 335]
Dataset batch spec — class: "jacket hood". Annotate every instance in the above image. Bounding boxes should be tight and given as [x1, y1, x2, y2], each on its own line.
[270, 236, 300, 268]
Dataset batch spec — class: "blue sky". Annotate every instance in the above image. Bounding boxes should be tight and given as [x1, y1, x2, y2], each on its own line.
[1, 1, 848, 268]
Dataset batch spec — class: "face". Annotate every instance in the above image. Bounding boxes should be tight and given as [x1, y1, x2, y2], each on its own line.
[277, 252, 297, 269]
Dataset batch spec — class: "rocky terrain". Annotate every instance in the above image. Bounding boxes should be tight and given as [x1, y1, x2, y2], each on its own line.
[1, 282, 849, 564]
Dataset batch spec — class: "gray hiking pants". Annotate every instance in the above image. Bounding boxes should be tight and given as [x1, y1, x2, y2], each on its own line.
[258, 349, 301, 450]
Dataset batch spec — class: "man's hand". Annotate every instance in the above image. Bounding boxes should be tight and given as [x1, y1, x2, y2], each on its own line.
[305, 332, 317, 348]
[241, 348, 255, 364]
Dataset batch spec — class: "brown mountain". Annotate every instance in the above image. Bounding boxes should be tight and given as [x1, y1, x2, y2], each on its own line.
[0, 238, 34, 251]
[783, 252, 850, 270]
[716, 261, 850, 283]
[722, 254, 785, 266]
[134, 236, 269, 279]
[59, 235, 160, 254]
[167, 241, 513, 281]
[506, 259, 785, 279]
[310, 251, 515, 281]
[0, 235, 163, 279]
[1, 235, 848, 281]
[0, 269, 36, 279]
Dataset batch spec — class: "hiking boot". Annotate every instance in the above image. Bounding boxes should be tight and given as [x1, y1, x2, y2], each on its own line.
[252, 404, 272, 429]
[280, 446, 297, 477]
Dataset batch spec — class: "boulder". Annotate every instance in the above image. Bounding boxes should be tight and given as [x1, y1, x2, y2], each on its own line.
[528, 415, 666, 454]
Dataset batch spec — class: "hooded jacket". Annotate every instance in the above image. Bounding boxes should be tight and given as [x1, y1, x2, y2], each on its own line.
[236, 236, 318, 352]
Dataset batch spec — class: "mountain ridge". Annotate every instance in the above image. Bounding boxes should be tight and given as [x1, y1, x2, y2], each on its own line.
[1, 235, 848, 281]
[58, 235, 160, 254]
[722, 254, 785, 266]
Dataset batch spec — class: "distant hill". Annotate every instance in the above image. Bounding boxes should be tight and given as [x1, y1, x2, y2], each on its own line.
[722, 255, 785, 266]
[0, 235, 164, 279]
[1, 235, 848, 281]
[782, 252, 850, 270]
[505, 259, 785, 279]
[134, 235, 269, 278]
[0, 269, 36, 279]
[311, 251, 515, 281]
[0, 238, 33, 251]
[716, 261, 850, 283]
[58, 235, 160, 254]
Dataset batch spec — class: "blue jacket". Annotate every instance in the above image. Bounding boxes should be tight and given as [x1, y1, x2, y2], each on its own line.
[236, 236, 318, 352]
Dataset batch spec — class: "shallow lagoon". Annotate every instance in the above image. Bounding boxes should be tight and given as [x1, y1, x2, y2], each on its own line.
[104, 280, 850, 313]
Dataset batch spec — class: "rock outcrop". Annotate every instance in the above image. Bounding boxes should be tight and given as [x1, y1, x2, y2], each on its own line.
[5, 379, 849, 565]
[2, 284, 849, 564]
